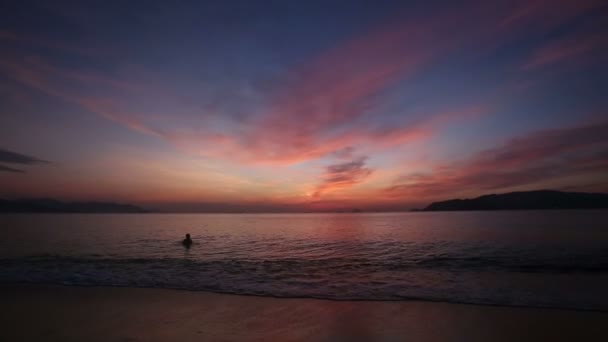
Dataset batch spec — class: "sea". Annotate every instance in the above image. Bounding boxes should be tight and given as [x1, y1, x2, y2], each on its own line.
[1, 211, 607, 311]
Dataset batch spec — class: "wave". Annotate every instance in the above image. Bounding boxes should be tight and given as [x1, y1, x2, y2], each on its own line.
[4, 253, 608, 273]
[2, 254, 608, 311]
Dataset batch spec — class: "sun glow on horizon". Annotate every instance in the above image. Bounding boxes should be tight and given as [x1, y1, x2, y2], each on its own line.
[0, 0, 606, 211]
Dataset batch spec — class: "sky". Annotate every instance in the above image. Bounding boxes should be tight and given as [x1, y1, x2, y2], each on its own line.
[0, 0, 607, 212]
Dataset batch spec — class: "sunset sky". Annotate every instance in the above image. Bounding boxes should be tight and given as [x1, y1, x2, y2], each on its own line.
[0, 0, 607, 211]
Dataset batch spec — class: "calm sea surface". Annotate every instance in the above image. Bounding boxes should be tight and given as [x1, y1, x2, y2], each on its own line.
[1, 211, 608, 310]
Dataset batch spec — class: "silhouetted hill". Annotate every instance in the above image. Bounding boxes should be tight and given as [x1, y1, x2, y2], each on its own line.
[0, 198, 147, 213]
[423, 190, 608, 211]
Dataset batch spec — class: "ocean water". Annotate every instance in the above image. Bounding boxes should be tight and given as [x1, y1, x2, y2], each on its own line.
[1, 211, 608, 311]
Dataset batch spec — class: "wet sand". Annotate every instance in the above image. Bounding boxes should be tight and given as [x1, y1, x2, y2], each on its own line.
[1, 284, 607, 341]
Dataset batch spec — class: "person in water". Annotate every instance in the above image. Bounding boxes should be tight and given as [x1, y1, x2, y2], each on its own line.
[182, 233, 193, 248]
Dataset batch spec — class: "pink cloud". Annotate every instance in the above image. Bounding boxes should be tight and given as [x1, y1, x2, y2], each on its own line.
[499, 0, 602, 31]
[0, 57, 161, 137]
[387, 120, 608, 201]
[1, 17, 447, 166]
[0, 41, 485, 175]
[232, 17, 450, 165]
[1, 0, 596, 170]
[523, 33, 607, 70]
[312, 156, 373, 198]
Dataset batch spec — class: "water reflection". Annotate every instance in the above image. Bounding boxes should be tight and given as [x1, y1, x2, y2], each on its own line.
[1, 211, 608, 310]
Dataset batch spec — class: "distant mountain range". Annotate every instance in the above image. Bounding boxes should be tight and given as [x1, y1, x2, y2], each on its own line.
[0, 198, 147, 213]
[423, 190, 608, 211]
[2, 190, 608, 213]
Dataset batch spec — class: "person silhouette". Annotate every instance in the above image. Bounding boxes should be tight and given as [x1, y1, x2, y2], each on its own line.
[182, 233, 193, 248]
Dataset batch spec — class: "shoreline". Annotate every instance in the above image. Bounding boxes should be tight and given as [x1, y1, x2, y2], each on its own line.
[2, 281, 606, 313]
[2, 284, 607, 341]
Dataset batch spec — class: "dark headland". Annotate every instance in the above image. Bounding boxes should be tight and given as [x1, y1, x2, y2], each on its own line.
[3, 191, 608, 213]
[0, 198, 147, 213]
[423, 190, 608, 211]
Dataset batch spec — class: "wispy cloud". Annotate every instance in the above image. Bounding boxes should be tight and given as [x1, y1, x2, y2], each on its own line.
[1, 0, 606, 206]
[0, 148, 48, 173]
[0, 148, 47, 164]
[522, 33, 606, 70]
[0, 1, 551, 169]
[0, 164, 25, 173]
[312, 156, 373, 198]
[0, 0, 601, 170]
[0, 12, 463, 166]
[387, 120, 608, 200]
[499, 0, 602, 30]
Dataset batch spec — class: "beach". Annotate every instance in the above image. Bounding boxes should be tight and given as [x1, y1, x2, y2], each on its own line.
[1, 285, 607, 341]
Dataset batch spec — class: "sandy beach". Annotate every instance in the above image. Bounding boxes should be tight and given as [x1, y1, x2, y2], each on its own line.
[1, 284, 607, 341]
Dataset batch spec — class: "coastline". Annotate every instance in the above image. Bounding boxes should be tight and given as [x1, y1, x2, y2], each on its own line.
[2, 284, 607, 341]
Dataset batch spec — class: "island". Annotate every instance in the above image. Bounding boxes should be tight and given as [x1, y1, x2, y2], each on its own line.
[423, 190, 608, 211]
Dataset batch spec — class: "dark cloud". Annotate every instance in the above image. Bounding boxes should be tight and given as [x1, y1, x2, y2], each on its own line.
[0, 148, 48, 173]
[0, 164, 25, 173]
[0, 148, 47, 164]
[313, 156, 373, 197]
[331, 146, 356, 160]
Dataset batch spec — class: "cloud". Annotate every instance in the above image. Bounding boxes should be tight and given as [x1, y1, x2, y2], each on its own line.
[0, 148, 47, 165]
[522, 33, 606, 70]
[312, 156, 373, 197]
[243, 19, 439, 160]
[499, 0, 602, 30]
[331, 146, 356, 160]
[0, 13, 452, 166]
[0, 28, 111, 57]
[0, 164, 25, 173]
[0, 0, 598, 169]
[0, 56, 168, 136]
[0, 148, 48, 173]
[387, 120, 608, 200]
[0, 1, 521, 169]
